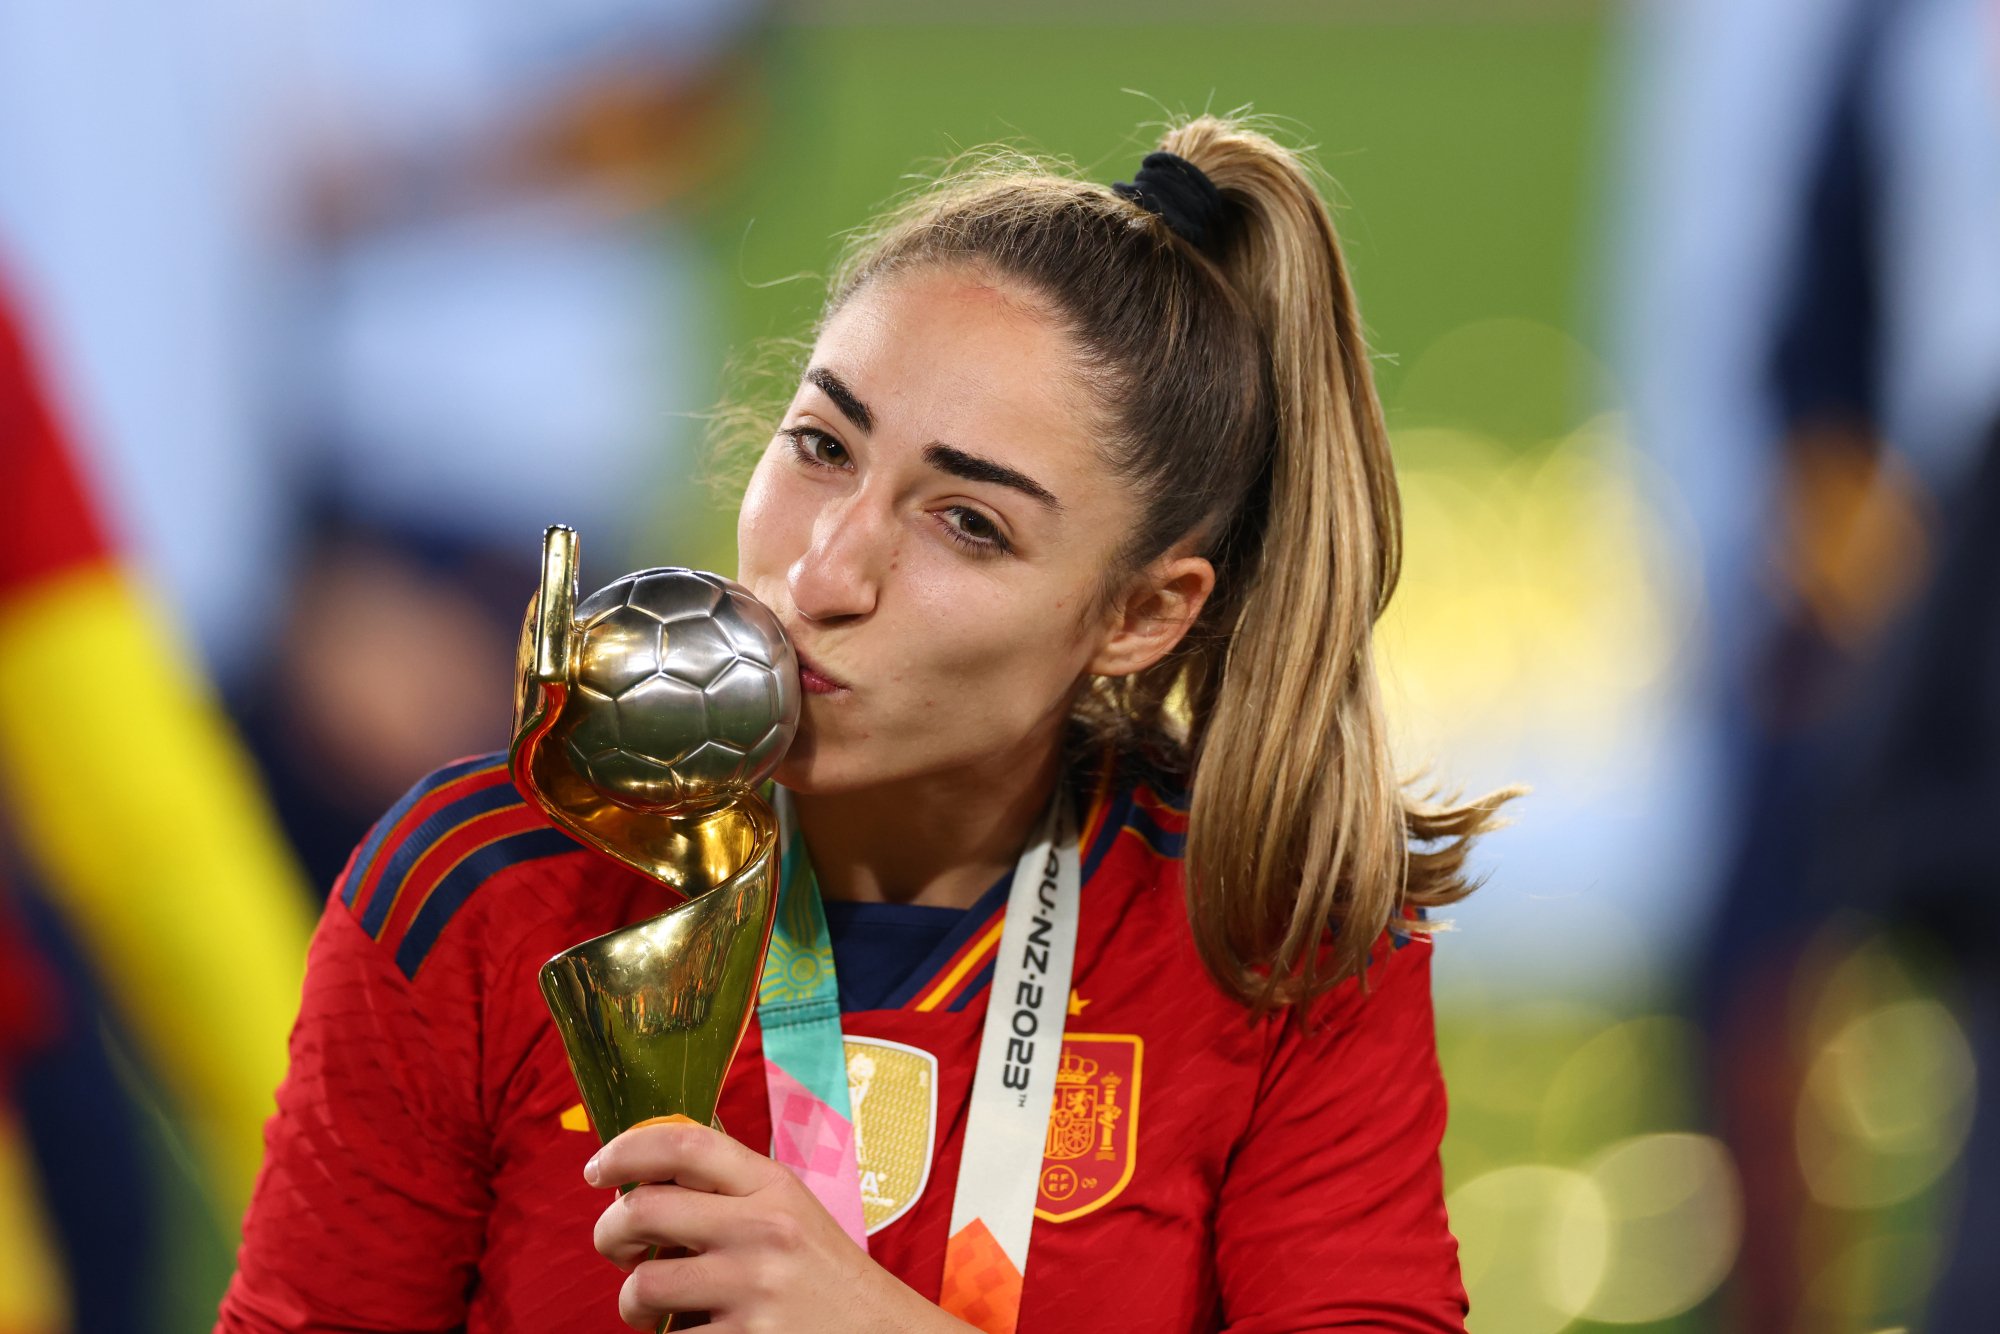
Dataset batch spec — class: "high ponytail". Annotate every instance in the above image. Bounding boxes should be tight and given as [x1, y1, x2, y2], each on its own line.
[821, 116, 1517, 1013]
[1159, 119, 1516, 1009]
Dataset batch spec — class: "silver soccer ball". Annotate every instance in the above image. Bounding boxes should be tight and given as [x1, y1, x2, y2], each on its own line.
[562, 568, 798, 814]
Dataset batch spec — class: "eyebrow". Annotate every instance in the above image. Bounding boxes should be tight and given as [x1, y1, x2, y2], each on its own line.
[803, 364, 1062, 512]
[923, 443, 1063, 512]
[805, 367, 873, 434]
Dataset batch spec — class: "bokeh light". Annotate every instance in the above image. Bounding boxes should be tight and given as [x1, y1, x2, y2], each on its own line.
[1537, 1016, 1702, 1159]
[1578, 1133, 1742, 1324]
[1378, 409, 1700, 770]
[1796, 996, 1978, 1211]
[1447, 1128, 1742, 1332]
[1448, 1164, 1606, 1334]
[1806, 1232, 1943, 1330]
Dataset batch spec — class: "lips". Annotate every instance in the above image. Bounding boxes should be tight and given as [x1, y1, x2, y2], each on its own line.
[792, 646, 850, 695]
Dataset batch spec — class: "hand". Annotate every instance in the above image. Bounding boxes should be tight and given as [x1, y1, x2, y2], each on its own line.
[587, 1115, 976, 1333]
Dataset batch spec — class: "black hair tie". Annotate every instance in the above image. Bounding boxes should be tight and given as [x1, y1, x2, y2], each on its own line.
[1112, 151, 1229, 254]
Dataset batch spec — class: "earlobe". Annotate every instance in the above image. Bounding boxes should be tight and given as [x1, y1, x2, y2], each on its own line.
[1087, 554, 1216, 678]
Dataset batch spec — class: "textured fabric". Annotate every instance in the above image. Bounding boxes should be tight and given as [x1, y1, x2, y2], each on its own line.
[940, 1218, 1023, 1334]
[821, 901, 968, 1012]
[763, 1061, 867, 1245]
[758, 801, 867, 1245]
[220, 753, 1467, 1333]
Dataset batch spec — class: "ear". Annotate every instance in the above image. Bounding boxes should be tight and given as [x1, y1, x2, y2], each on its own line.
[1087, 548, 1216, 678]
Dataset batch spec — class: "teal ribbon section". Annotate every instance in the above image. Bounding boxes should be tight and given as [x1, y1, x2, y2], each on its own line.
[757, 795, 855, 1115]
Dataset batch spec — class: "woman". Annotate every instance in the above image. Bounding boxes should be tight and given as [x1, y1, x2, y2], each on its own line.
[220, 116, 1511, 1333]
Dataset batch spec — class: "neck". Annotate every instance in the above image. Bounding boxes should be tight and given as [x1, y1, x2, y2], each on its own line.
[788, 730, 1065, 910]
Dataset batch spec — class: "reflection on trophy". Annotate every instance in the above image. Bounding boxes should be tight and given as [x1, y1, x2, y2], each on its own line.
[511, 524, 799, 1152]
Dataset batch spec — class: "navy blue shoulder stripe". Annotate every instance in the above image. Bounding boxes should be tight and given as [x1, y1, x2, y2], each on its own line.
[1079, 782, 1136, 884]
[341, 752, 506, 910]
[357, 778, 527, 936]
[1123, 793, 1188, 861]
[394, 827, 580, 979]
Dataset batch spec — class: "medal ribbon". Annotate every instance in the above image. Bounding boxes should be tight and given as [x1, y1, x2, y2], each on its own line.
[937, 797, 1079, 1334]
[757, 788, 1079, 1334]
[758, 792, 868, 1247]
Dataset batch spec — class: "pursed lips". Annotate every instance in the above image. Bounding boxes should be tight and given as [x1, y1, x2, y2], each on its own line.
[791, 645, 851, 694]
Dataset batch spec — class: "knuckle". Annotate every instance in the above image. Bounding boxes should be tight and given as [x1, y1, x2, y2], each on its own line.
[649, 1123, 702, 1172]
[758, 1152, 796, 1189]
[617, 1272, 651, 1328]
[623, 1257, 686, 1323]
[673, 1123, 713, 1160]
[740, 1253, 786, 1302]
[740, 1204, 798, 1254]
[761, 1208, 805, 1253]
[608, 1121, 703, 1180]
[592, 1204, 621, 1260]
[597, 1185, 671, 1259]
[623, 1185, 669, 1234]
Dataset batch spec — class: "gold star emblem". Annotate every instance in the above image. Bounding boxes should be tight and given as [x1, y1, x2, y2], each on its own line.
[1068, 989, 1090, 1016]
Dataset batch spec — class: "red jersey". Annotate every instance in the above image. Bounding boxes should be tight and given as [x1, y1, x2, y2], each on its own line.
[220, 753, 1466, 1332]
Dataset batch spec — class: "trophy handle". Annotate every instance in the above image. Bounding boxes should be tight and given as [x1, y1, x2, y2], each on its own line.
[513, 524, 578, 744]
[531, 524, 579, 686]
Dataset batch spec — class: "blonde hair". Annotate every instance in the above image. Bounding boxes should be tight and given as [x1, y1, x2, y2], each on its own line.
[817, 116, 1519, 1012]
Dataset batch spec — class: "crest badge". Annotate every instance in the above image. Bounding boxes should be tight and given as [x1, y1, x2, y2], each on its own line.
[843, 1037, 938, 1234]
[1035, 1033, 1142, 1222]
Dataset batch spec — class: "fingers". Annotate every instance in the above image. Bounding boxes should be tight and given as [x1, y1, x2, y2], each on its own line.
[587, 1116, 779, 1197]
[594, 1182, 736, 1270]
[596, 1176, 825, 1270]
[618, 1252, 731, 1329]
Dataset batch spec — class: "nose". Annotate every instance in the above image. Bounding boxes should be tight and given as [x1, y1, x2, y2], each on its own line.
[788, 491, 888, 623]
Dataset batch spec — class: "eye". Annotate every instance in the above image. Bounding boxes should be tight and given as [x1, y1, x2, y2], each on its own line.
[937, 506, 1011, 557]
[782, 426, 850, 470]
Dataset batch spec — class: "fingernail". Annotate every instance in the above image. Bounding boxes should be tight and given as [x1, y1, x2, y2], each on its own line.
[583, 1151, 601, 1186]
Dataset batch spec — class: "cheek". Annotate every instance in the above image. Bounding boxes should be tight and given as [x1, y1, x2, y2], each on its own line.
[895, 562, 1101, 704]
[735, 455, 798, 582]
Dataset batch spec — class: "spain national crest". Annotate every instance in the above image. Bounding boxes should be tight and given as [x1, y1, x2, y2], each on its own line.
[1035, 1033, 1142, 1222]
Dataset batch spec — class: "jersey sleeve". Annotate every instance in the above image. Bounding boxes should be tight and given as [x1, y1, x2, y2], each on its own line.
[217, 826, 496, 1328]
[1212, 935, 1467, 1334]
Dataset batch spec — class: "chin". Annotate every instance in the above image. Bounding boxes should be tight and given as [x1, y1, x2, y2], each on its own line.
[769, 719, 818, 791]
[770, 727, 935, 798]
[769, 753, 820, 794]
[769, 723, 863, 796]
[770, 746, 883, 797]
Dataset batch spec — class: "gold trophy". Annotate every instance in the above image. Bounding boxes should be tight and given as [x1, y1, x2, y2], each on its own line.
[511, 525, 799, 1167]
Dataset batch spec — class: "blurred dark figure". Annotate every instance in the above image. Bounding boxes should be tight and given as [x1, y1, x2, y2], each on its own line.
[229, 516, 528, 892]
[1696, 0, 2000, 1328]
[236, 3, 769, 893]
[1808, 414, 2000, 1330]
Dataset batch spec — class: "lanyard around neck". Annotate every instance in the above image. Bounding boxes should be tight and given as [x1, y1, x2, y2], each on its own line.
[759, 787, 1081, 1333]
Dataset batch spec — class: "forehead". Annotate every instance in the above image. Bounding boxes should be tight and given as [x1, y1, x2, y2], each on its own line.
[811, 267, 1110, 488]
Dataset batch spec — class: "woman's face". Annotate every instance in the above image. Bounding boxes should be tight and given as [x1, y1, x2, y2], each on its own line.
[735, 265, 1187, 795]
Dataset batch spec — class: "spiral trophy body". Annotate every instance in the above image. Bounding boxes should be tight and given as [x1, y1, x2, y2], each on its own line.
[510, 526, 799, 1152]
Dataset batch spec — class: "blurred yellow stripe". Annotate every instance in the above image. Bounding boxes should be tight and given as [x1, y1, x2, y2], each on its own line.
[0, 1112, 65, 1332]
[0, 565, 312, 1211]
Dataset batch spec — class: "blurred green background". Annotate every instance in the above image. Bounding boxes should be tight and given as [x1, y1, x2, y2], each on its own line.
[698, 14, 1606, 510]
